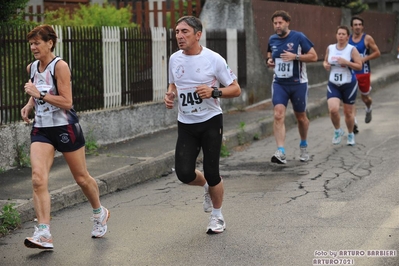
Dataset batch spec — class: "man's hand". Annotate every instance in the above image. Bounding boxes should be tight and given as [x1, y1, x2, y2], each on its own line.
[195, 85, 212, 99]
[266, 58, 275, 68]
[164, 91, 175, 109]
[280, 50, 295, 62]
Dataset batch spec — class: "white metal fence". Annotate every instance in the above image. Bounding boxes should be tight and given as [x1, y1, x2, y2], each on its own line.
[52, 26, 239, 109]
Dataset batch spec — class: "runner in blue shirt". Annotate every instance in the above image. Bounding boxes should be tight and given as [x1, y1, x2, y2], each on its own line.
[349, 16, 380, 133]
[266, 10, 317, 164]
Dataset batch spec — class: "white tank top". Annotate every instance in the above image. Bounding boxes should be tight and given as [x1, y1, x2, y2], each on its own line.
[30, 57, 79, 127]
[327, 44, 355, 86]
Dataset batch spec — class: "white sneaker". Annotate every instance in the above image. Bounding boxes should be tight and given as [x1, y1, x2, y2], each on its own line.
[206, 215, 226, 234]
[271, 149, 287, 164]
[24, 226, 54, 249]
[332, 129, 344, 145]
[347, 133, 355, 146]
[91, 207, 110, 238]
[203, 191, 212, 213]
[299, 146, 309, 162]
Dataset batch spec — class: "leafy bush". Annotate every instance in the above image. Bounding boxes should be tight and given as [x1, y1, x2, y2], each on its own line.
[44, 3, 137, 27]
[0, 0, 30, 26]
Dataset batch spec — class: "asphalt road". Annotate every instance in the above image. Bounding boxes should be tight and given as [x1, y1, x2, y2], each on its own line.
[1, 81, 398, 266]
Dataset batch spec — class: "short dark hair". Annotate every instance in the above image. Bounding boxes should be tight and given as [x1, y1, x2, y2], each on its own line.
[27, 24, 57, 52]
[176, 16, 202, 33]
[336, 25, 350, 35]
[351, 16, 364, 26]
[271, 10, 291, 22]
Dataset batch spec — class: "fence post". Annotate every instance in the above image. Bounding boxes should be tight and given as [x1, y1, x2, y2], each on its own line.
[226, 28, 238, 76]
[151, 27, 167, 102]
[53, 25, 63, 59]
[102, 26, 122, 108]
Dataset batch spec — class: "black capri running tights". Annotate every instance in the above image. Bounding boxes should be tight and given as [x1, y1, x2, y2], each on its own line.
[175, 114, 223, 187]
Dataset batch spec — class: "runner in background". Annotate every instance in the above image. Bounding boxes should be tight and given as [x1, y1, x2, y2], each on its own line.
[349, 16, 381, 133]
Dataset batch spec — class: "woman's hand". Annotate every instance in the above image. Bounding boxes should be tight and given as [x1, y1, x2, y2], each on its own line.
[323, 61, 331, 71]
[24, 79, 40, 99]
[21, 102, 33, 123]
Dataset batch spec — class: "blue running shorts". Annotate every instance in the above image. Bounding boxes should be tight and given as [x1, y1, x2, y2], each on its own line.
[271, 82, 308, 112]
[327, 80, 358, 105]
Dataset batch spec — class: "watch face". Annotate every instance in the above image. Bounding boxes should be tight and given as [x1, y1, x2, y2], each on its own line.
[212, 89, 221, 98]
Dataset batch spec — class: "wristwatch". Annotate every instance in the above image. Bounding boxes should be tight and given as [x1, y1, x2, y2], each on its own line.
[39, 91, 47, 101]
[295, 54, 300, 61]
[211, 87, 222, 98]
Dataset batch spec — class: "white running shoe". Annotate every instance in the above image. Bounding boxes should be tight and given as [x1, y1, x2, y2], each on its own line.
[206, 215, 226, 234]
[299, 146, 309, 162]
[203, 191, 212, 213]
[24, 226, 54, 249]
[332, 129, 344, 145]
[347, 133, 355, 146]
[271, 149, 287, 164]
[91, 207, 110, 238]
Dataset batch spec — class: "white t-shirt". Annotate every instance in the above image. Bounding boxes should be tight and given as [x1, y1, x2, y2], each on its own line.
[168, 47, 237, 124]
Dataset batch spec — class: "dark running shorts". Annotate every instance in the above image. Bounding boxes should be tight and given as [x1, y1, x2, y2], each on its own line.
[327, 80, 358, 105]
[31, 123, 86, 152]
[271, 82, 308, 112]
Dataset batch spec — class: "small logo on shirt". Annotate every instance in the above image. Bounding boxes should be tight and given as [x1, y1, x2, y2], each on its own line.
[175, 65, 184, 79]
[287, 42, 294, 51]
[286, 43, 294, 51]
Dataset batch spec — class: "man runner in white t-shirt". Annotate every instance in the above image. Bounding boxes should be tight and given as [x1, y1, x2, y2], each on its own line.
[164, 16, 241, 234]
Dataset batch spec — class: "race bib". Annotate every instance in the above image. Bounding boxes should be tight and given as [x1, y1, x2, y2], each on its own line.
[178, 87, 209, 115]
[329, 67, 352, 86]
[35, 85, 60, 116]
[274, 58, 294, 78]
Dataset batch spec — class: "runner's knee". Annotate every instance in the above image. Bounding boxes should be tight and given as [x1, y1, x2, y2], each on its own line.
[175, 165, 196, 184]
[207, 175, 221, 187]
